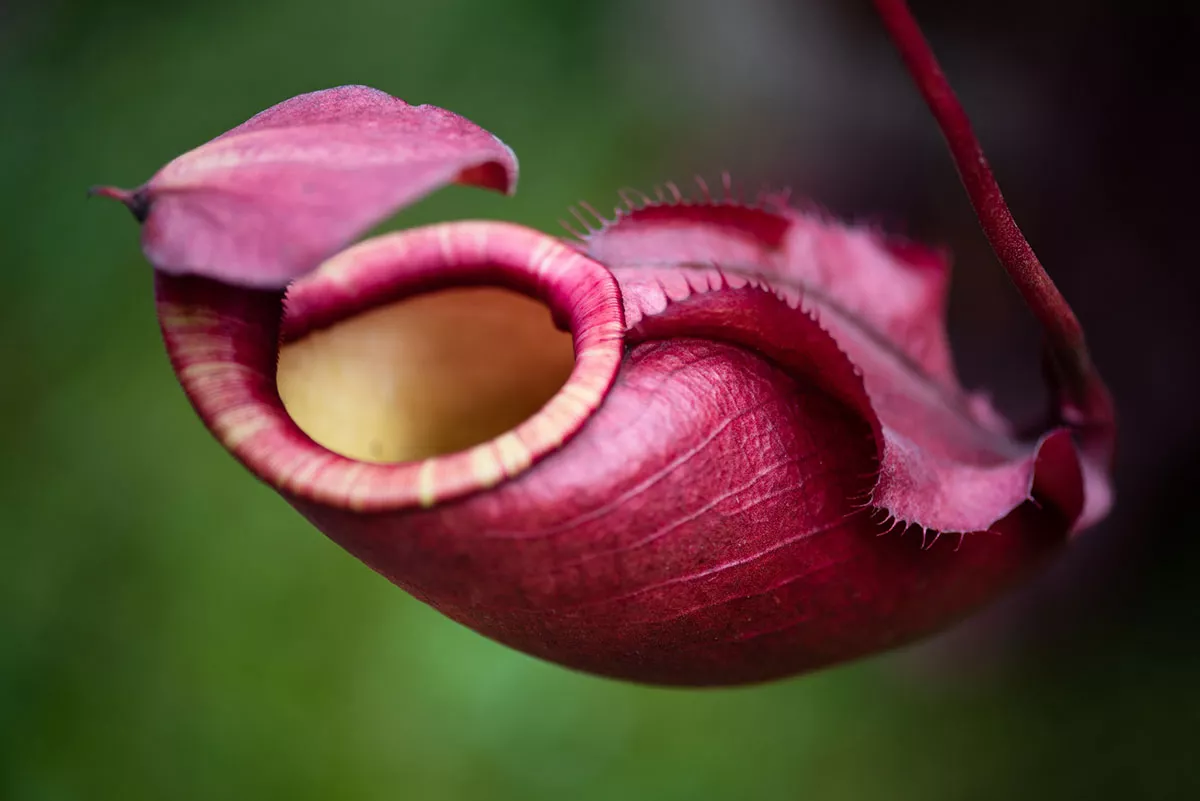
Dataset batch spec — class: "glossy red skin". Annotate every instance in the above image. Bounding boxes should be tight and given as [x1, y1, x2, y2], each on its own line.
[156, 259, 1082, 686]
[296, 341, 1073, 685]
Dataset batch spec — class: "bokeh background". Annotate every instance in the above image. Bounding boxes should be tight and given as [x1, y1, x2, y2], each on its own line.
[3, 0, 1198, 798]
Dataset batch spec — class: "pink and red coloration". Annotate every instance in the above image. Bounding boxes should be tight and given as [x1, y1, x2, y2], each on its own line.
[92, 85, 517, 288]
[95, 1, 1114, 684]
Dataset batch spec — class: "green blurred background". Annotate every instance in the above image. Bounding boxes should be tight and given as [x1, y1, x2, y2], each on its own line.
[3, 0, 1197, 799]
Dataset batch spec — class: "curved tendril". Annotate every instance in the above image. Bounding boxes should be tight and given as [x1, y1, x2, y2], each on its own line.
[871, 0, 1114, 438]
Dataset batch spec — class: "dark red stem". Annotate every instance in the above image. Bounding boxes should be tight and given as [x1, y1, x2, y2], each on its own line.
[871, 0, 1113, 437]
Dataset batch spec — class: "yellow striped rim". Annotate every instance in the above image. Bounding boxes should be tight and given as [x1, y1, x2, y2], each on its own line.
[155, 221, 626, 513]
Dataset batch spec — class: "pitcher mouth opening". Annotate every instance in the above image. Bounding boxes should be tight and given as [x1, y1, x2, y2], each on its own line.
[155, 221, 626, 512]
[277, 286, 577, 464]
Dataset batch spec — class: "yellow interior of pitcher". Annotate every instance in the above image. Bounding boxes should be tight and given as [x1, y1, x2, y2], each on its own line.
[277, 287, 575, 463]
